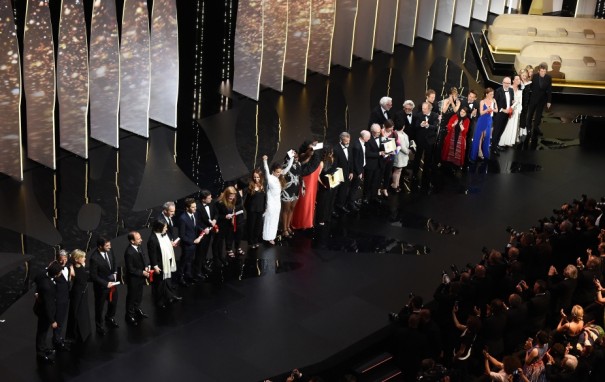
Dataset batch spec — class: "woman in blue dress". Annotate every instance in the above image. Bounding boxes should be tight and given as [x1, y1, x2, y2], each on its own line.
[470, 88, 497, 162]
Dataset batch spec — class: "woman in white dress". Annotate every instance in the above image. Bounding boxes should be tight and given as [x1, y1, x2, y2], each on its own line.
[498, 75, 523, 147]
[262, 152, 294, 244]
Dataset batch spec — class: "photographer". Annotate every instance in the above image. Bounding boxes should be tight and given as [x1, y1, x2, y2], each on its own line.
[482, 351, 526, 382]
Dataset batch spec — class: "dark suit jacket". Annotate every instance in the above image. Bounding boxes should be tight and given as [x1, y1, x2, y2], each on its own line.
[124, 245, 150, 284]
[494, 86, 514, 113]
[460, 99, 479, 121]
[529, 73, 553, 104]
[350, 139, 365, 176]
[368, 105, 391, 127]
[34, 273, 56, 320]
[178, 211, 200, 251]
[393, 110, 417, 141]
[198, 202, 218, 229]
[147, 233, 162, 269]
[157, 212, 177, 241]
[333, 143, 352, 177]
[414, 111, 440, 146]
[55, 268, 70, 304]
[89, 248, 118, 292]
[364, 136, 383, 170]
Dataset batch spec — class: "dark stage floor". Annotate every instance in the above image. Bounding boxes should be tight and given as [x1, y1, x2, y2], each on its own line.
[1, 20, 605, 382]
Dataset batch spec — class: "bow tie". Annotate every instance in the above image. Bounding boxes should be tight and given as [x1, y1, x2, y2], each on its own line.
[407, 114, 412, 117]
[342, 144, 348, 149]
[161, 233, 167, 237]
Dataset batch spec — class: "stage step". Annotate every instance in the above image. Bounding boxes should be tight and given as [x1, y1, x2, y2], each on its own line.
[352, 352, 404, 382]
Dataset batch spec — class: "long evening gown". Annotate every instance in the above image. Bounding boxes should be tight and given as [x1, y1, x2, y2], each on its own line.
[441, 115, 470, 167]
[262, 157, 293, 241]
[470, 101, 495, 161]
[291, 152, 321, 230]
[66, 265, 91, 343]
[498, 88, 523, 147]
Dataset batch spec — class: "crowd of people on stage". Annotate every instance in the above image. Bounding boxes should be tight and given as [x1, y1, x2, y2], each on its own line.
[32, 62, 555, 365]
[390, 195, 605, 382]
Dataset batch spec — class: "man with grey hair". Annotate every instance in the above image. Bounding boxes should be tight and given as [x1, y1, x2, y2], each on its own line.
[53, 250, 71, 351]
[368, 96, 393, 127]
[158, 201, 178, 244]
[492, 77, 514, 155]
[394, 99, 417, 142]
[333, 131, 353, 213]
[363, 124, 385, 203]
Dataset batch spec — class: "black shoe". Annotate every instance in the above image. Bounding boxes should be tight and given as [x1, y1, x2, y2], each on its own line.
[340, 206, 351, 213]
[125, 316, 138, 326]
[491, 149, 500, 157]
[331, 211, 340, 218]
[170, 296, 183, 303]
[105, 318, 120, 329]
[136, 309, 148, 319]
[96, 327, 107, 336]
[347, 204, 359, 212]
[158, 304, 168, 309]
[203, 264, 213, 274]
[497, 145, 506, 151]
[177, 279, 189, 287]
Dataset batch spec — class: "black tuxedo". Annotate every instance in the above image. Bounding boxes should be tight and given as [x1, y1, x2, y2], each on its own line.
[394, 110, 417, 142]
[350, 139, 365, 176]
[157, 212, 177, 241]
[124, 244, 150, 318]
[492, 86, 514, 149]
[89, 248, 119, 330]
[526, 73, 552, 134]
[34, 272, 57, 356]
[53, 267, 70, 344]
[363, 135, 383, 201]
[368, 105, 392, 127]
[198, 201, 220, 271]
[177, 211, 199, 281]
[461, 98, 479, 164]
[333, 142, 353, 209]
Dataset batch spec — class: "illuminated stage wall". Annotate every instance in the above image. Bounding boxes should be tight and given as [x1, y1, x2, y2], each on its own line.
[90, 0, 120, 148]
[57, 0, 89, 159]
[0, 1, 22, 180]
[149, 0, 179, 127]
[284, 0, 311, 83]
[331, 0, 357, 68]
[24, 0, 56, 169]
[121, 0, 151, 137]
[397, 0, 418, 47]
[307, 0, 336, 76]
[260, 0, 288, 91]
[233, 0, 264, 101]
[375, 0, 399, 54]
[353, 1, 378, 60]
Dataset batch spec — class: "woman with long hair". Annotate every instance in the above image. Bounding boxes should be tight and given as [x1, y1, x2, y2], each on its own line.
[216, 186, 245, 257]
[470, 88, 497, 162]
[291, 142, 321, 230]
[441, 87, 461, 129]
[281, 151, 301, 238]
[315, 145, 338, 226]
[441, 107, 471, 168]
[245, 169, 266, 249]
[262, 152, 294, 244]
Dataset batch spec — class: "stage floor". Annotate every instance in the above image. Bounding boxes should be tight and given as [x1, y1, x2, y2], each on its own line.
[1, 19, 605, 382]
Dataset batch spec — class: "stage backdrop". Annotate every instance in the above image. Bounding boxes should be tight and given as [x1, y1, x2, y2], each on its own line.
[149, 0, 179, 127]
[260, 0, 288, 91]
[284, 0, 311, 83]
[353, 0, 378, 60]
[0, 0, 23, 180]
[308, 0, 336, 76]
[331, 0, 357, 69]
[120, 0, 151, 137]
[375, 0, 398, 54]
[24, 0, 56, 169]
[90, 0, 120, 148]
[57, 0, 89, 159]
[233, 0, 263, 100]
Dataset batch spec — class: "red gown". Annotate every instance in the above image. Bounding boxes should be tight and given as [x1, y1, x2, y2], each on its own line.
[441, 115, 470, 167]
[291, 165, 321, 229]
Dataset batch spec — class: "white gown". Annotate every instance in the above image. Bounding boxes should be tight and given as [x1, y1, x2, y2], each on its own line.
[499, 88, 523, 147]
[262, 156, 294, 241]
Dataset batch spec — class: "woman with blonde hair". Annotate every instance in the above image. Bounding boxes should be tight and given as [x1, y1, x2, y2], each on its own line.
[216, 186, 245, 257]
[66, 249, 91, 343]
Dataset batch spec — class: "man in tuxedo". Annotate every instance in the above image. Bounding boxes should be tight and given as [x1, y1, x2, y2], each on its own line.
[34, 262, 63, 363]
[157, 201, 178, 243]
[368, 96, 393, 127]
[491, 77, 514, 155]
[526, 62, 552, 138]
[53, 250, 70, 351]
[461, 90, 479, 164]
[415, 89, 439, 115]
[198, 190, 219, 274]
[394, 100, 416, 141]
[363, 124, 385, 203]
[177, 198, 202, 285]
[89, 236, 120, 335]
[412, 102, 439, 187]
[333, 131, 353, 213]
[124, 231, 150, 325]
[350, 130, 370, 207]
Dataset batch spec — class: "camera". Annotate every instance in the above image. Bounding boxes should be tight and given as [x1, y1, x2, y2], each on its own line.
[388, 312, 400, 321]
[441, 270, 451, 285]
[506, 226, 522, 238]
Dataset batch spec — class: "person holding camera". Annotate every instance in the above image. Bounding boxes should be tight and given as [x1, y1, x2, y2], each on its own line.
[483, 351, 527, 382]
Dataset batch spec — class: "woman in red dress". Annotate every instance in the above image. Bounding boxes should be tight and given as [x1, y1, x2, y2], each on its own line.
[441, 107, 470, 168]
[291, 142, 321, 230]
